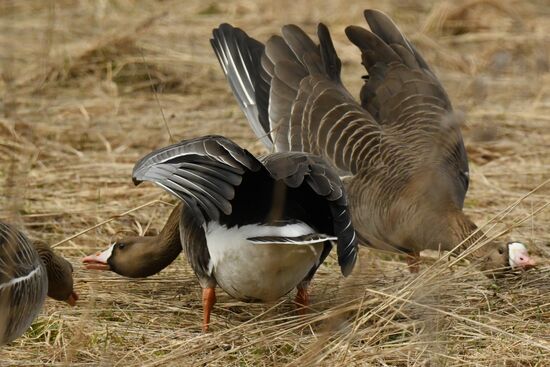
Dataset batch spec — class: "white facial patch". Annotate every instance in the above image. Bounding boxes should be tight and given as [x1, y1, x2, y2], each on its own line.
[95, 243, 116, 264]
[508, 242, 528, 268]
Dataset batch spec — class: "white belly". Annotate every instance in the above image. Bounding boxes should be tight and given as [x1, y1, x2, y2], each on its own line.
[205, 222, 324, 302]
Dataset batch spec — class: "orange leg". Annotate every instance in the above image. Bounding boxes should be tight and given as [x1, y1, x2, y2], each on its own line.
[295, 287, 309, 314]
[406, 252, 421, 273]
[202, 287, 216, 332]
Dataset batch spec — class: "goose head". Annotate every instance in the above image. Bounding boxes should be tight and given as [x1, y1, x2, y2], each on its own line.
[449, 214, 535, 275]
[83, 235, 182, 278]
[47, 255, 78, 306]
[35, 245, 78, 306]
[83, 205, 183, 278]
[479, 241, 535, 275]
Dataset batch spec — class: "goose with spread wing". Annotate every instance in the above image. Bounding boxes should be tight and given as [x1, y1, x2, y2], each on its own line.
[210, 10, 535, 274]
[0, 222, 77, 345]
[83, 135, 357, 331]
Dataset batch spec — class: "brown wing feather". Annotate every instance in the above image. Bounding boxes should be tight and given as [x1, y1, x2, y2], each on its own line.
[346, 10, 470, 204]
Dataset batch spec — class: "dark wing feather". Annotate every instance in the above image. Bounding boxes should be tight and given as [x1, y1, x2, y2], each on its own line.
[363, 10, 432, 72]
[210, 24, 272, 149]
[247, 233, 337, 244]
[210, 22, 382, 175]
[133, 135, 262, 224]
[346, 10, 470, 202]
[212, 16, 469, 202]
[261, 152, 357, 276]
[265, 24, 382, 175]
[317, 23, 342, 83]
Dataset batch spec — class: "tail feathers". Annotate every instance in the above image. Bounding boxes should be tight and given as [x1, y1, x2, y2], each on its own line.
[210, 24, 273, 149]
[247, 233, 337, 245]
[330, 204, 358, 277]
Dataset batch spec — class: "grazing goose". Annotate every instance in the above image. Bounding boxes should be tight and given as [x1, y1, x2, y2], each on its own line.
[210, 10, 535, 274]
[83, 204, 183, 278]
[83, 135, 357, 331]
[0, 222, 78, 345]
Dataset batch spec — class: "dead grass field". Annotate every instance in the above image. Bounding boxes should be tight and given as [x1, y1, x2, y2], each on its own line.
[0, 0, 549, 366]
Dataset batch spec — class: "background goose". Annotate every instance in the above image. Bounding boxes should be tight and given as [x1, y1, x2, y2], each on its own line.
[83, 135, 357, 331]
[0, 222, 77, 346]
[210, 9, 535, 274]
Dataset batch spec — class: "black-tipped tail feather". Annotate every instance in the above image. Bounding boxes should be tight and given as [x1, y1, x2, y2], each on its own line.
[247, 233, 337, 245]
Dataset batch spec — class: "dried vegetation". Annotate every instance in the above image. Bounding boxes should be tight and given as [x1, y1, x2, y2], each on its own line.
[0, 0, 548, 365]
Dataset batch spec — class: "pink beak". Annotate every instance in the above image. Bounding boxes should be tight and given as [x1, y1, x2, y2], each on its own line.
[82, 252, 111, 271]
[516, 256, 536, 270]
[508, 242, 536, 271]
[82, 244, 114, 271]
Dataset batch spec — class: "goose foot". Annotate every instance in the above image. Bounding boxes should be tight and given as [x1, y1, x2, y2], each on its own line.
[295, 287, 309, 314]
[406, 252, 421, 273]
[202, 287, 216, 332]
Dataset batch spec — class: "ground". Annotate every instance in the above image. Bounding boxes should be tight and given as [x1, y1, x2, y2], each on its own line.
[0, 0, 549, 366]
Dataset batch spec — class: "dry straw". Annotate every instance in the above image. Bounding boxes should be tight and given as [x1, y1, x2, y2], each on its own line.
[0, 0, 548, 366]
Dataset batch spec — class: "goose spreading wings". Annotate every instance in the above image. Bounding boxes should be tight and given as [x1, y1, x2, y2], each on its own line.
[210, 9, 534, 274]
[84, 135, 357, 331]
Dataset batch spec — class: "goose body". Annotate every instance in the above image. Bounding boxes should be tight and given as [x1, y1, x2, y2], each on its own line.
[84, 135, 357, 330]
[0, 222, 47, 345]
[210, 10, 535, 273]
[206, 221, 325, 301]
[0, 222, 77, 345]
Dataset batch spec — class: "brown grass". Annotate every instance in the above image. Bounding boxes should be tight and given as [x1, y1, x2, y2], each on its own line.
[1, 0, 549, 365]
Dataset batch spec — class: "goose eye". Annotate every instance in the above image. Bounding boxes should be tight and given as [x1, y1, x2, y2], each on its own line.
[498, 247, 504, 255]
[118, 243, 126, 250]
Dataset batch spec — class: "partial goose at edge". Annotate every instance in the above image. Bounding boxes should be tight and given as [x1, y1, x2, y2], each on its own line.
[0, 222, 77, 346]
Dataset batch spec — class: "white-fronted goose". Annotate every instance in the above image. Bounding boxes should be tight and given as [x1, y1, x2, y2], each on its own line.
[83, 204, 183, 278]
[83, 135, 357, 331]
[210, 10, 535, 274]
[0, 222, 77, 345]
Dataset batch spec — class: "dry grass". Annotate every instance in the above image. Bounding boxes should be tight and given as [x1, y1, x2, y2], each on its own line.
[0, 0, 549, 365]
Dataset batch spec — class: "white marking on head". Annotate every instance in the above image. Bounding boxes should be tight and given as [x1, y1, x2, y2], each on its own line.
[95, 243, 116, 264]
[508, 242, 529, 268]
